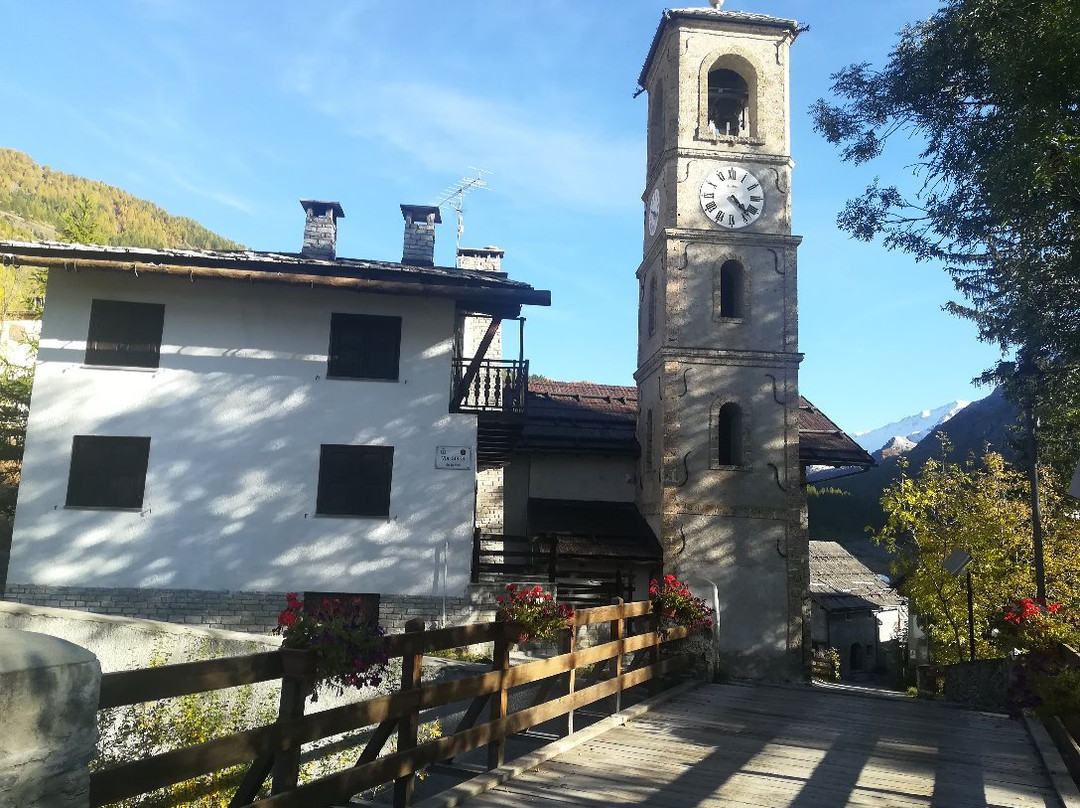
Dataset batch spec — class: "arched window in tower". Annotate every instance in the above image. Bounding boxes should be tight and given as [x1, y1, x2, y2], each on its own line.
[648, 82, 665, 170]
[644, 408, 655, 472]
[718, 259, 744, 319]
[647, 274, 657, 336]
[714, 402, 743, 467]
[707, 69, 749, 137]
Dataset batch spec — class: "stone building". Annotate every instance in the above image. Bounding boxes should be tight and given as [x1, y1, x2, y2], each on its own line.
[635, 8, 807, 677]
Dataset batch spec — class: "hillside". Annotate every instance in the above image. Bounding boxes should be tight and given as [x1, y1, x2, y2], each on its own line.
[0, 149, 241, 250]
[808, 387, 1018, 573]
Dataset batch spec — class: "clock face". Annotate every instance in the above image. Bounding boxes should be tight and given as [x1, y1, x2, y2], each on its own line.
[647, 187, 660, 236]
[699, 165, 764, 229]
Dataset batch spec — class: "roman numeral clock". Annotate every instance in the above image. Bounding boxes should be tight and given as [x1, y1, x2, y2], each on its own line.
[698, 164, 764, 229]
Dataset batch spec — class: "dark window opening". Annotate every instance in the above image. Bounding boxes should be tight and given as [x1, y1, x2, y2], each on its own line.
[716, 402, 743, 466]
[66, 435, 151, 508]
[327, 313, 401, 380]
[719, 260, 744, 318]
[85, 299, 165, 368]
[647, 275, 657, 336]
[648, 82, 665, 164]
[708, 69, 749, 137]
[316, 444, 394, 517]
[645, 408, 655, 472]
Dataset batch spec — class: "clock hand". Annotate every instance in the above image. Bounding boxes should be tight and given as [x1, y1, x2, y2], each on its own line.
[727, 194, 747, 214]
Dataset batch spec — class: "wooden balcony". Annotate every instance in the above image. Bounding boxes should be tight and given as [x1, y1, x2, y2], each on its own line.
[449, 358, 529, 415]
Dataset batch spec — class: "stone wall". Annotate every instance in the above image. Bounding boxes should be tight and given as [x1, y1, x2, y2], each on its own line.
[3, 584, 492, 637]
[475, 467, 505, 533]
[0, 629, 100, 808]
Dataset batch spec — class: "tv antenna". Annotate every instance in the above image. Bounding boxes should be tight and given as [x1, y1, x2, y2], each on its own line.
[435, 167, 492, 251]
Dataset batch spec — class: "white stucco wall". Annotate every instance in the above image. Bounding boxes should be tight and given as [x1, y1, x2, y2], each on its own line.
[10, 270, 477, 595]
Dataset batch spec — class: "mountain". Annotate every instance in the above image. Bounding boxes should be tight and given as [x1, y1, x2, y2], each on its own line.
[808, 387, 1017, 574]
[853, 400, 970, 454]
[0, 149, 241, 250]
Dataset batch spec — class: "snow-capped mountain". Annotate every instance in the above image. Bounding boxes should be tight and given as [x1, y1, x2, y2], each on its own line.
[853, 401, 970, 454]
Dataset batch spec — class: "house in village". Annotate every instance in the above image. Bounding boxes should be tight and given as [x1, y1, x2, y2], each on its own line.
[0, 202, 549, 628]
[809, 540, 907, 679]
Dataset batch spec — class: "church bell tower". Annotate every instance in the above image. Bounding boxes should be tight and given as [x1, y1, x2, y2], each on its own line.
[635, 7, 806, 678]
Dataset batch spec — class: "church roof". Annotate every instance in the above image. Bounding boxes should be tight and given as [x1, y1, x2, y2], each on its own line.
[0, 240, 550, 316]
[638, 8, 801, 88]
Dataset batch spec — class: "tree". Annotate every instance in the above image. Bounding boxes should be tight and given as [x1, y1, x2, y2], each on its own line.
[876, 440, 1080, 663]
[60, 192, 106, 244]
[811, 0, 1080, 375]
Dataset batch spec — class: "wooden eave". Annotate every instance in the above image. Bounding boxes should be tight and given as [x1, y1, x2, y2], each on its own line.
[0, 241, 551, 314]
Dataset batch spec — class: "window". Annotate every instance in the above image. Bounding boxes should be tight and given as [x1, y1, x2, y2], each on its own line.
[718, 260, 744, 319]
[647, 275, 657, 336]
[714, 402, 743, 467]
[85, 299, 165, 368]
[327, 313, 401, 380]
[644, 408, 655, 472]
[316, 444, 394, 517]
[66, 435, 151, 508]
[648, 82, 665, 169]
[707, 69, 749, 137]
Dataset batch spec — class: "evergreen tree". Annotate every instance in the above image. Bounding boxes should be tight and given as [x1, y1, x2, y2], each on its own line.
[60, 193, 105, 244]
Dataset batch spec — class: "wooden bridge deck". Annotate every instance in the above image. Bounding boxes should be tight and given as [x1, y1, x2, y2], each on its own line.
[437, 682, 1068, 808]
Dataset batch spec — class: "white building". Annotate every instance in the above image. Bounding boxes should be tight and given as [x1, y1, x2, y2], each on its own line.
[1, 201, 548, 625]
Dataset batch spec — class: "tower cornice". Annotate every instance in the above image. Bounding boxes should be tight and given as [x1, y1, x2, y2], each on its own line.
[639, 9, 801, 90]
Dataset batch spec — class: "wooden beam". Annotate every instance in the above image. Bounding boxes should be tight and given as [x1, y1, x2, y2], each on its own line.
[99, 652, 283, 708]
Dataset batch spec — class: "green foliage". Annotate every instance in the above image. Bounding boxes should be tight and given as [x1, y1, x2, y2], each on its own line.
[875, 440, 1080, 663]
[0, 149, 242, 249]
[60, 193, 106, 244]
[806, 484, 851, 499]
[813, 0, 1080, 469]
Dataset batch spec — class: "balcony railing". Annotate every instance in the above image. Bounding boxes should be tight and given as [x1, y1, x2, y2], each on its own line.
[450, 358, 528, 414]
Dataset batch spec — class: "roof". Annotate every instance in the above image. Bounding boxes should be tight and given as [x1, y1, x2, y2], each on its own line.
[0, 240, 550, 316]
[519, 380, 638, 454]
[809, 540, 905, 612]
[798, 398, 875, 469]
[638, 8, 801, 88]
[519, 380, 872, 469]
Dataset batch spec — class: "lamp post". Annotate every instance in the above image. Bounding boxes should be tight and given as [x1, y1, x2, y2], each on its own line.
[944, 549, 975, 663]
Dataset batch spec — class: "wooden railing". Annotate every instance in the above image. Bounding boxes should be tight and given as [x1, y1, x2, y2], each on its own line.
[449, 359, 528, 414]
[90, 600, 694, 808]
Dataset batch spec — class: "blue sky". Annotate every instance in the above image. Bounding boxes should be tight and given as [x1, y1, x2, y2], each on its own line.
[0, 0, 1002, 433]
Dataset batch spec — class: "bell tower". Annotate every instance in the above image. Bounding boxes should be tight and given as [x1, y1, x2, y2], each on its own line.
[635, 8, 806, 678]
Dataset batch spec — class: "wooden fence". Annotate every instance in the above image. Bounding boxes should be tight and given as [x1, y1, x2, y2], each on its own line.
[90, 599, 697, 808]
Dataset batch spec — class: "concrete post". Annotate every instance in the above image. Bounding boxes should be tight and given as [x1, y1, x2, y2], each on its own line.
[0, 628, 100, 808]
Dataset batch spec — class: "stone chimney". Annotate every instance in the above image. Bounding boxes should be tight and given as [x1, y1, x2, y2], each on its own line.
[456, 246, 504, 274]
[300, 200, 345, 260]
[400, 204, 442, 267]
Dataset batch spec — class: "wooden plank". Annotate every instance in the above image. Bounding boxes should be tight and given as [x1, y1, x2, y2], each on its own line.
[394, 618, 425, 808]
[455, 683, 1057, 808]
[98, 651, 283, 708]
[574, 600, 651, 626]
